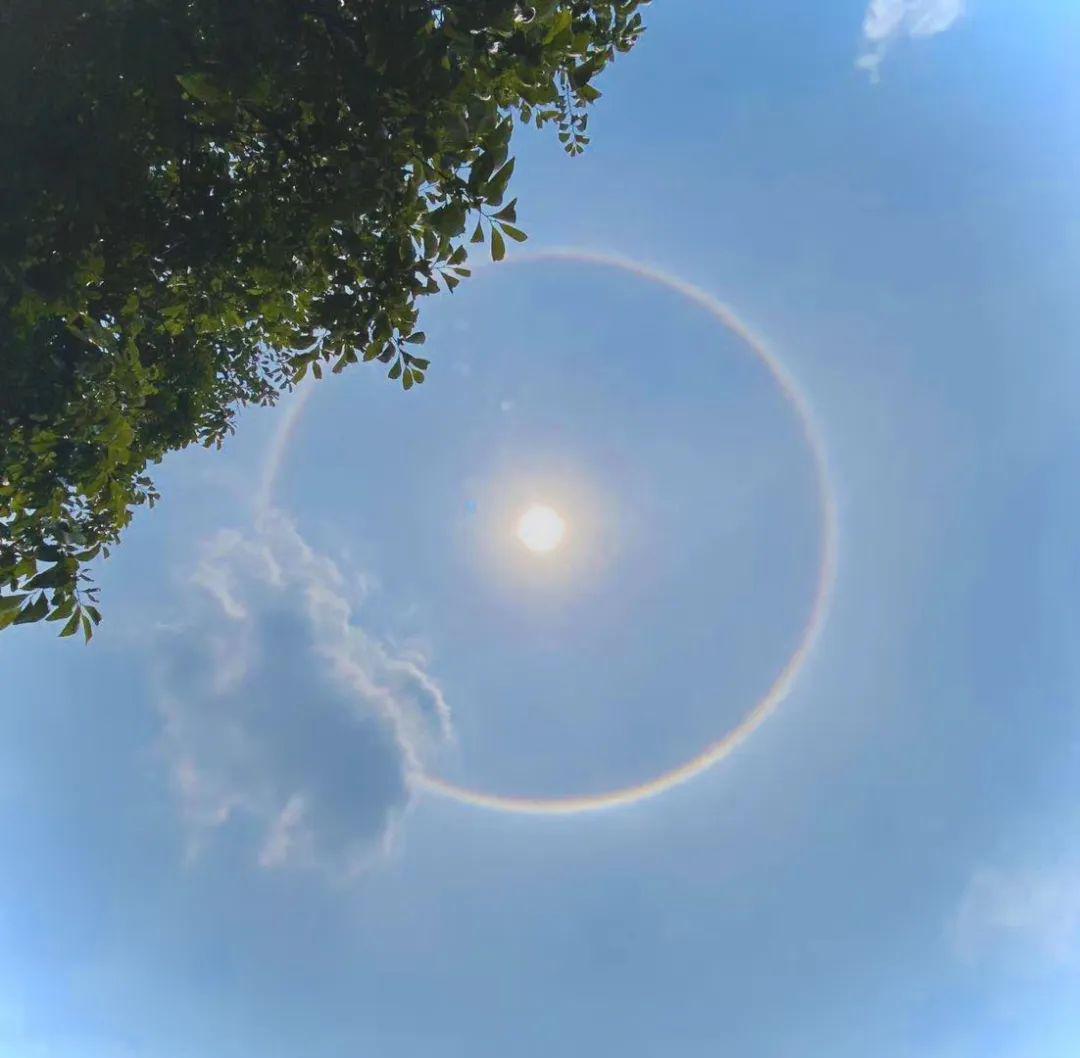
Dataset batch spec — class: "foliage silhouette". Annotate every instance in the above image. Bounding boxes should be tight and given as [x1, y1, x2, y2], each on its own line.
[0, 0, 645, 636]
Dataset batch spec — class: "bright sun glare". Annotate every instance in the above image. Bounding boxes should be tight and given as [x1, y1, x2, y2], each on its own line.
[516, 504, 566, 554]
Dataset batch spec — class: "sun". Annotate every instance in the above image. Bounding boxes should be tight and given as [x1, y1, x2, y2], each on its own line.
[516, 504, 566, 554]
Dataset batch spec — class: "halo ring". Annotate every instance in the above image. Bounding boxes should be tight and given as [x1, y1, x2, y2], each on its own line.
[262, 249, 838, 816]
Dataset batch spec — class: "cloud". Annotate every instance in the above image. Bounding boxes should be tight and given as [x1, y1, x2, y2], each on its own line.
[153, 509, 452, 880]
[856, 0, 965, 81]
[950, 861, 1080, 966]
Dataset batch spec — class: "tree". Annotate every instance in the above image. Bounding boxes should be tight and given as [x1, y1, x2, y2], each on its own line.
[0, 0, 645, 638]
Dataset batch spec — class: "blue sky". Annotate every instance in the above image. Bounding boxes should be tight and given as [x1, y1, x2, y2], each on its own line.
[3, 1, 1080, 1055]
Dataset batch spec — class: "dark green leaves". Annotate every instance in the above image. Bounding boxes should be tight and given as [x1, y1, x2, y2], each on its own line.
[0, 594, 28, 631]
[24, 563, 68, 591]
[12, 593, 48, 625]
[0, 0, 645, 637]
[431, 203, 467, 237]
[485, 158, 516, 206]
[176, 72, 228, 105]
[545, 9, 573, 44]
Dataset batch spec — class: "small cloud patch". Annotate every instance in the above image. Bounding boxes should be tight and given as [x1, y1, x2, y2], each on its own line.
[153, 510, 452, 880]
[857, 0, 965, 81]
[951, 861, 1080, 967]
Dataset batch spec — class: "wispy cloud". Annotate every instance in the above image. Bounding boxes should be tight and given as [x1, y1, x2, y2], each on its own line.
[950, 861, 1080, 966]
[153, 509, 452, 880]
[856, 0, 965, 81]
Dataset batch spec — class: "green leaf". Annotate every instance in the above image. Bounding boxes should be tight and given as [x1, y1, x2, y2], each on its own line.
[485, 158, 515, 203]
[0, 593, 27, 613]
[545, 9, 573, 43]
[404, 332, 426, 345]
[60, 611, 81, 637]
[13, 593, 48, 625]
[493, 199, 518, 223]
[403, 370, 414, 391]
[82, 613, 94, 642]
[490, 227, 506, 262]
[408, 357, 430, 370]
[388, 359, 403, 380]
[500, 223, 528, 243]
[176, 72, 229, 105]
[431, 203, 466, 236]
[470, 221, 485, 244]
[46, 597, 76, 621]
[467, 148, 497, 193]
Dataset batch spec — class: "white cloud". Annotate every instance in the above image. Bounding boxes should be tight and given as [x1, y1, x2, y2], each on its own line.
[153, 508, 452, 880]
[950, 862, 1080, 966]
[856, 0, 965, 81]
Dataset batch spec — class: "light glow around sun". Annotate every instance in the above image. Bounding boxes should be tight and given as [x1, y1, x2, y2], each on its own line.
[516, 504, 566, 553]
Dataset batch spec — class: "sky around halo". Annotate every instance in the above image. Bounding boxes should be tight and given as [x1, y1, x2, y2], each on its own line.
[2, 2, 1080, 1057]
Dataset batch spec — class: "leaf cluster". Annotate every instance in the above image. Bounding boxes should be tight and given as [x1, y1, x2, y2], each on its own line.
[0, 0, 645, 634]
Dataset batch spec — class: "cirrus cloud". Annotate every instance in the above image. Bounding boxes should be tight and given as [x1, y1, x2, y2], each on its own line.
[950, 861, 1080, 967]
[857, 0, 965, 81]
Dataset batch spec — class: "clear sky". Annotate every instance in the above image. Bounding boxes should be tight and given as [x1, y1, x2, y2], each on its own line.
[3, 2, 1080, 1056]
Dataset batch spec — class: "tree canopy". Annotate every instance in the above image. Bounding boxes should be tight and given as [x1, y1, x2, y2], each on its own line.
[0, 0, 645, 638]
